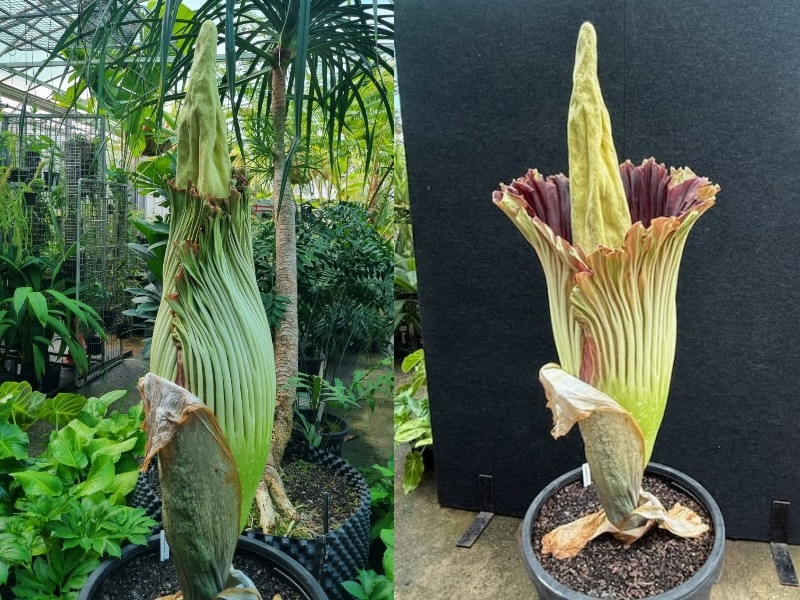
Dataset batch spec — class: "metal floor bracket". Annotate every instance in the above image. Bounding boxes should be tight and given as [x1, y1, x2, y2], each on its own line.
[770, 501, 798, 586]
[457, 474, 495, 548]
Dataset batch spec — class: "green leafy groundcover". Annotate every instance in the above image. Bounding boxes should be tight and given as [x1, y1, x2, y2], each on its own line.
[0, 381, 155, 598]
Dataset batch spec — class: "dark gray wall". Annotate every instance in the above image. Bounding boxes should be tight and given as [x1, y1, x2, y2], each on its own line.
[396, 0, 800, 542]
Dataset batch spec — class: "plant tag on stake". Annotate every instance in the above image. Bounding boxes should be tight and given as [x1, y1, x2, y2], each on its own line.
[160, 529, 170, 561]
[582, 462, 592, 487]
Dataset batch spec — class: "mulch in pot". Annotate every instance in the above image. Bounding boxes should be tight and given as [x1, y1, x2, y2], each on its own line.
[91, 545, 306, 600]
[255, 458, 361, 536]
[531, 474, 714, 599]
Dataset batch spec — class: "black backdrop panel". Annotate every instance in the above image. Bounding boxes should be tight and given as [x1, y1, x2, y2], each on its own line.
[397, 0, 800, 542]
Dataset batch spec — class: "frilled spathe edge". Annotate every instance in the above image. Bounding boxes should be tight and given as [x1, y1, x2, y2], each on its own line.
[493, 158, 719, 255]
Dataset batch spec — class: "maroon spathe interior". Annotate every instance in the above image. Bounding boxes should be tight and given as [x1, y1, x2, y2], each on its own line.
[498, 159, 710, 244]
[621, 159, 709, 228]
[495, 170, 572, 242]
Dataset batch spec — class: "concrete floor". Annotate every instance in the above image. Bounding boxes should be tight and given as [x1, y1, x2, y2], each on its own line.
[394, 440, 800, 599]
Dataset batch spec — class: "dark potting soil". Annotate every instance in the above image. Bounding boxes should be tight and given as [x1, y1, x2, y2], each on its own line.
[245, 458, 361, 537]
[531, 474, 714, 599]
[92, 546, 306, 600]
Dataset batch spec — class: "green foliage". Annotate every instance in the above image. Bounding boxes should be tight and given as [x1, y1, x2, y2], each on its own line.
[0, 243, 106, 381]
[341, 569, 394, 600]
[0, 167, 30, 255]
[253, 202, 393, 369]
[394, 253, 421, 351]
[124, 216, 170, 357]
[347, 461, 394, 599]
[0, 382, 153, 597]
[360, 459, 394, 543]
[290, 357, 392, 449]
[394, 350, 432, 494]
[380, 528, 394, 583]
[133, 153, 177, 203]
[292, 356, 393, 416]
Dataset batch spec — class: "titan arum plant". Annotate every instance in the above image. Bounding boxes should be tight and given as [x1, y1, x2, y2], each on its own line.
[142, 19, 275, 597]
[493, 22, 719, 559]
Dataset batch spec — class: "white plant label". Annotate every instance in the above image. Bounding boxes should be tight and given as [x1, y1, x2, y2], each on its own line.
[582, 462, 592, 487]
[160, 529, 170, 561]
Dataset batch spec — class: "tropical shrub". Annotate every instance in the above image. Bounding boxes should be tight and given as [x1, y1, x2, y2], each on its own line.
[253, 202, 393, 368]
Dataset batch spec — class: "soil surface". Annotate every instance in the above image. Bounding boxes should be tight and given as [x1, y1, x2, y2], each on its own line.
[91, 545, 307, 600]
[245, 456, 362, 537]
[531, 474, 714, 599]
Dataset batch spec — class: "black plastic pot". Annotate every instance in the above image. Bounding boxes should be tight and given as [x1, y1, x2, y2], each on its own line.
[300, 352, 327, 377]
[522, 463, 726, 600]
[43, 170, 59, 187]
[130, 439, 370, 600]
[37, 363, 62, 393]
[78, 534, 328, 600]
[86, 334, 104, 358]
[296, 408, 350, 456]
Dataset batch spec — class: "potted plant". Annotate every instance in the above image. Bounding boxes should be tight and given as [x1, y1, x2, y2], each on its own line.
[22, 176, 46, 206]
[0, 382, 155, 598]
[292, 373, 350, 455]
[79, 374, 327, 600]
[493, 23, 725, 599]
[0, 243, 106, 388]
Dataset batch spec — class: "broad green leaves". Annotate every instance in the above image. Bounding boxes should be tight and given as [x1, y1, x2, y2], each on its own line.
[70, 455, 116, 498]
[402, 451, 424, 495]
[341, 569, 394, 600]
[39, 394, 88, 430]
[0, 383, 153, 597]
[0, 422, 28, 461]
[380, 529, 394, 582]
[9, 471, 63, 497]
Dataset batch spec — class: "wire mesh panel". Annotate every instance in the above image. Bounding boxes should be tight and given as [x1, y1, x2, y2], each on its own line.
[1, 112, 134, 386]
[73, 178, 133, 385]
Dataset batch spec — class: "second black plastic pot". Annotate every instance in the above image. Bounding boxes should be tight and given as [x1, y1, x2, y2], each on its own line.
[78, 534, 328, 600]
[521, 463, 726, 600]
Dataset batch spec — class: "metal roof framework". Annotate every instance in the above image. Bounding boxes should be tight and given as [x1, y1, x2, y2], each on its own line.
[0, 0, 148, 114]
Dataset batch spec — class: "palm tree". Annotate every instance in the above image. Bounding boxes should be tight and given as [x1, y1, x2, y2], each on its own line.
[40, 0, 393, 530]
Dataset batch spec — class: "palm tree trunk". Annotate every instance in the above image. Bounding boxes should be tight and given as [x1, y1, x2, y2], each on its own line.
[271, 59, 297, 466]
[255, 55, 301, 532]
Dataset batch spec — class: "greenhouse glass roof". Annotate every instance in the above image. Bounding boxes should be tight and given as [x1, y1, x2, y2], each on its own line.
[0, 0, 78, 111]
[0, 0, 160, 113]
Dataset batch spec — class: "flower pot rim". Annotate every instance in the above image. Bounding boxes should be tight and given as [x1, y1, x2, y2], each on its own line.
[521, 462, 726, 600]
[78, 533, 329, 600]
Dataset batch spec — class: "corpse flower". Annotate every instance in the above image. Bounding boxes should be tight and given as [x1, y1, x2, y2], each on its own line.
[142, 19, 275, 599]
[492, 22, 719, 558]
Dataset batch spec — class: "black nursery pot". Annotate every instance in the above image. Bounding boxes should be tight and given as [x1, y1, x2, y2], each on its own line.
[78, 534, 328, 600]
[297, 408, 350, 457]
[247, 440, 371, 600]
[522, 463, 726, 600]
